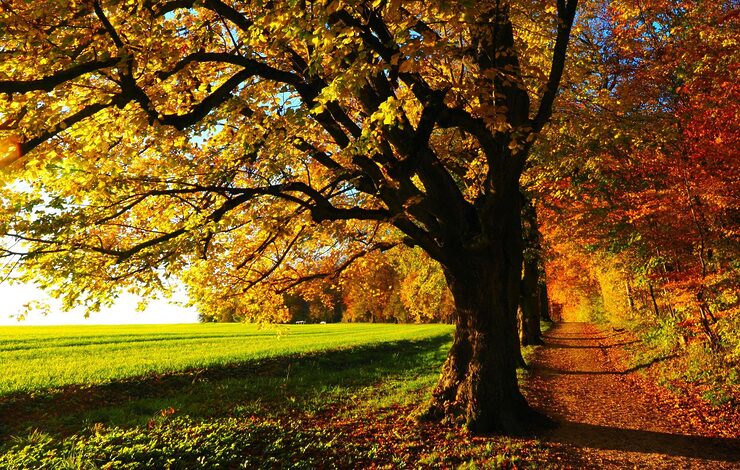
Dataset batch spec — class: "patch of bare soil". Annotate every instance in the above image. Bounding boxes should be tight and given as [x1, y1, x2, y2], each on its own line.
[524, 322, 740, 469]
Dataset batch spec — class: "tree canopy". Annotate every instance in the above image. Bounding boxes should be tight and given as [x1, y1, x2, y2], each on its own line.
[2, 0, 572, 315]
[532, 0, 738, 345]
[1, 0, 581, 434]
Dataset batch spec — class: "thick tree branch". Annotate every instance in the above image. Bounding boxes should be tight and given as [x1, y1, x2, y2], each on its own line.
[156, 51, 302, 86]
[532, 0, 579, 132]
[0, 58, 119, 94]
[20, 95, 128, 155]
[93, 0, 125, 48]
[120, 68, 253, 131]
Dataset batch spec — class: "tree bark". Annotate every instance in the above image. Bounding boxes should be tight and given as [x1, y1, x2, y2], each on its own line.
[539, 281, 552, 322]
[425, 263, 549, 434]
[423, 192, 551, 435]
[625, 279, 635, 315]
[520, 256, 544, 346]
[648, 282, 661, 318]
[519, 196, 544, 345]
[515, 307, 528, 367]
[698, 302, 720, 350]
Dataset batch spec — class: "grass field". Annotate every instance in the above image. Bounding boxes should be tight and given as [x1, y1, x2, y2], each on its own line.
[0, 322, 555, 468]
[0, 323, 450, 396]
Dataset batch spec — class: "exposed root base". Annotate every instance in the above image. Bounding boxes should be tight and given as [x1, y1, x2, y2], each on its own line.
[466, 404, 557, 437]
[416, 400, 461, 426]
[522, 337, 545, 347]
[419, 399, 557, 437]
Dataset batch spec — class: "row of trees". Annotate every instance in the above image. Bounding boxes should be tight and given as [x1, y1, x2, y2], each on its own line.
[534, 1, 738, 357]
[199, 245, 455, 324]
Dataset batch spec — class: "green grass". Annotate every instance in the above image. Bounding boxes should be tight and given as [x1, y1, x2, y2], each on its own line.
[0, 323, 451, 396]
[0, 323, 558, 469]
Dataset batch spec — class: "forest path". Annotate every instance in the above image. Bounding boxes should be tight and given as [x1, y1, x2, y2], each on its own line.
[524, 322, 740, 469]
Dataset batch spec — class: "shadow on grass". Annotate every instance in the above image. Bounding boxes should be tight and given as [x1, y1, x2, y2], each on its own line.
[0, 334, 452, 440]
[546, 421, 740, 462]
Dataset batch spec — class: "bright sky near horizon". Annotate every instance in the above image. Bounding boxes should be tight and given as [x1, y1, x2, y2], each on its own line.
[0, 282, 200, 326]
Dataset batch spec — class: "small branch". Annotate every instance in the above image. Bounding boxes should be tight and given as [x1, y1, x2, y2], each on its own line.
[21, 96, 128, 155]
[93, 1, 125, 48]
[275, 241, 399, 294]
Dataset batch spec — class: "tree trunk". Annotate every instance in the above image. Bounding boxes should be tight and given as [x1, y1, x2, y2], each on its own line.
[425, 262, 549, 434]
[423, 193, 551, 434]
[648, 282, 661, 318]
[538, 281, 552, 322]
[519, 257, 543, 345]
[696, 289, 720, 350]
[698, 302, 720, 350]
[625, 279, 635, 315]
[519, 195, 544, 345]
[418, 0, 577, 430]
[515, 309, 528, 368]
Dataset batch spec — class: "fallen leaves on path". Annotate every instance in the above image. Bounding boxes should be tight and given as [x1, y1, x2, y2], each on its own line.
[525, 322, 740, 469]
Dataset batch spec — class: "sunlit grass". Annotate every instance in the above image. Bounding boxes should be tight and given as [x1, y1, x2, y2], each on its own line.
[0, 323, 452, 396]
[0, 325, 557, 469]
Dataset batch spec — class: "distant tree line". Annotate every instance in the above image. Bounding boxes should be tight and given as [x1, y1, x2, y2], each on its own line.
[198, 246, 456, 324]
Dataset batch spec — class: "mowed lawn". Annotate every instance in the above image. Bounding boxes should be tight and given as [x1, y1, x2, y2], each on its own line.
[0, 322, 560, 468]
[0, 323, 451, 396]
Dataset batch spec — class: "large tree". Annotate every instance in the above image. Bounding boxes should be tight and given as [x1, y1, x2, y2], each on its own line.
[0, 0, 577, 434]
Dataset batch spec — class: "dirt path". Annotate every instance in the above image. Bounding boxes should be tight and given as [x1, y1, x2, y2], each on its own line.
[525, 322, 740, 469]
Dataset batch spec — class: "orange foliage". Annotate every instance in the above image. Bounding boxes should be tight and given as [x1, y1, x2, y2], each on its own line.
[535, 0, 738, 350]
[0, 135, 21, 168]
